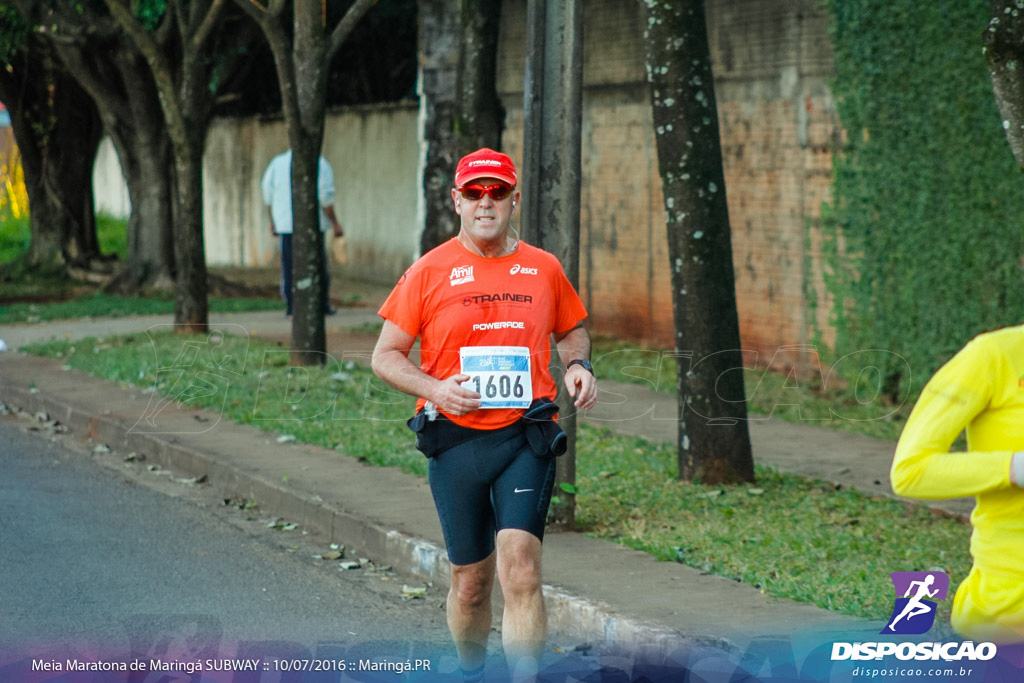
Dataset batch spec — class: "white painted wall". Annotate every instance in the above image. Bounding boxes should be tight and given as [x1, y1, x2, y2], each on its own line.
[92, 137, 131, 219]
[92, 103, 421, 284]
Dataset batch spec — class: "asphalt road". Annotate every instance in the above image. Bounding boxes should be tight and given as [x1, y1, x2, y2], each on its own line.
[0, 412, 463, 677]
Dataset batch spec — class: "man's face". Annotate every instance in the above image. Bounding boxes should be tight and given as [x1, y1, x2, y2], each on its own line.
[452, 177, 520, 247]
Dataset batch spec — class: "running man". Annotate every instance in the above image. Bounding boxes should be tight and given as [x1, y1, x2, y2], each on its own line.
[371, 148, 598, 681]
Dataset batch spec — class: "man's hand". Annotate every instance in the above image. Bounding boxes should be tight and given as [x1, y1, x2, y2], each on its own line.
[431, 373, 482, 416]
[554, 323, 597, 411]
[267, 205, 277, 236]
[565, 365, 597, 410]
[324, 205, 343, 238]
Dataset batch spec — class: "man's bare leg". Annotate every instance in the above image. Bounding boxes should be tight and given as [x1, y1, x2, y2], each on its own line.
[448, 552, 496, 678]
[496, 529, 546, 682]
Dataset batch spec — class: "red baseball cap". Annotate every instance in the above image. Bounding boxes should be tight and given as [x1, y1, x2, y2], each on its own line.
[454, 148, 518, 188]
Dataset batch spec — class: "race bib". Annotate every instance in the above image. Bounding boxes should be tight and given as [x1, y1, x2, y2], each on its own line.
[460, 346, 533, 409]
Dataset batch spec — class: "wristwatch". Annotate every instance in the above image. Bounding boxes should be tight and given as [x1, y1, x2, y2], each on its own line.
[566, 359, 594, 375]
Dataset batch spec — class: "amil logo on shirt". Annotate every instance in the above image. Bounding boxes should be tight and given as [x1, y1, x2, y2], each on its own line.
[882, 571, 949, 635]
[450, 265, 475, 286]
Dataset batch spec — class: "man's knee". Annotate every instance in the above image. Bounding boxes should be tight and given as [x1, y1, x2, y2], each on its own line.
[451, 560, 495, 609]
[496, 530, 543, 597]
[452, 579, 491, 610]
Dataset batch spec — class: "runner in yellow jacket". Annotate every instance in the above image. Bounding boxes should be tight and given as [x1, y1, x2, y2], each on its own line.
[892, 325, 1024, 643]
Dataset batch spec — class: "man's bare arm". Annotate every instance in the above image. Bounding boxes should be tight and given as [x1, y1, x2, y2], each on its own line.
[371, 320, 481, 416]
[553, 322, 598, 410]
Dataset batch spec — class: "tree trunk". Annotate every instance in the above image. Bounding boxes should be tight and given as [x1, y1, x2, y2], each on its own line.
[0, 41, 103, 272]
[455, 0, 504, 153]
[101, 49, 176, 292]
[984, 0, 1024, 170]
[170, 133, 210, 333]
[284, 0, 331, 366]
[103, 117, 176, 293]
[418, 0, 461, 253]
[520, 0, 584, 530]
[27, 9, 177, 292]
[641, 0, 754, 485]
[101, 0, 250, 333]
[238, 0, 376, 365]
[289, 134, 329, 366]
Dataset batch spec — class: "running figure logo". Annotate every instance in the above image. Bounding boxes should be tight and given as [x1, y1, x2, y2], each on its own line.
[882, 571, 950, 635]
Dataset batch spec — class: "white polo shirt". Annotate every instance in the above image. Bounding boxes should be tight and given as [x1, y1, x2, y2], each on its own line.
[260, 150, 336, 234]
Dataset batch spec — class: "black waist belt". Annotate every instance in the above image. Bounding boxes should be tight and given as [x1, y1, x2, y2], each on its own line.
[407, 398, 567, 459]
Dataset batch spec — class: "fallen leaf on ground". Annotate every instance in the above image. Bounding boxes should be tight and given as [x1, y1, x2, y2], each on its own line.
[401, 585, 428, 599]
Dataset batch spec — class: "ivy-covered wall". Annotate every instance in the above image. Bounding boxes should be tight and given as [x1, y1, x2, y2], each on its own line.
[822, 0, 1024, 399]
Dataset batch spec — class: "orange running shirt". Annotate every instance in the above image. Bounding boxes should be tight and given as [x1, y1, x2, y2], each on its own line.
[378, 237, 589, 430]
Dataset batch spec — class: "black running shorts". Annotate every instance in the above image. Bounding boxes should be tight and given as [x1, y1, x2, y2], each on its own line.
[427, 426, 556, 566]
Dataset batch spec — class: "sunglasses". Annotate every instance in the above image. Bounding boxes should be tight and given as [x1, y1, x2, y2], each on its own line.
[457, 183, 514, 201]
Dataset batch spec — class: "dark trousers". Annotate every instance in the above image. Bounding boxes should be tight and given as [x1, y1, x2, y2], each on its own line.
[280, 233, 332, 316]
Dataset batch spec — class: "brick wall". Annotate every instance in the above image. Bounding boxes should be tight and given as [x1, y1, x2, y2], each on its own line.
[498, 0, 841, 372]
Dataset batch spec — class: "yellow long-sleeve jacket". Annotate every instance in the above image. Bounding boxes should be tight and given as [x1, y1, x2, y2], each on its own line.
[892, 325, 1024, 643]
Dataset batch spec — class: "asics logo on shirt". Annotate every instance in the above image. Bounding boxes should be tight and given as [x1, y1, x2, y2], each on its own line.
[510, 264, 539, 275]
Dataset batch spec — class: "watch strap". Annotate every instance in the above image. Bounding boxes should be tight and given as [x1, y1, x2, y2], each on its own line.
[566, 359, 594, 374]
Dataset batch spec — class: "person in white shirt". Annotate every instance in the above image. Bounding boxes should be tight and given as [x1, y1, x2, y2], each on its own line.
[260, 149, 343, 317]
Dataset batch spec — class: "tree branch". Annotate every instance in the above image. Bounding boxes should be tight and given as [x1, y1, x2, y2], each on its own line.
[102, 0, 173, 87]
[171, 0, 187, 42]
[102, 0, 187, 148]
[233, 0, 285, 27]
[327, 0, 377, 61]
[188, 0, 228, 56]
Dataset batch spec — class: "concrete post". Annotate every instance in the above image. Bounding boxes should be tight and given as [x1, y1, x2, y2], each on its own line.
[521, 0, 583, 529]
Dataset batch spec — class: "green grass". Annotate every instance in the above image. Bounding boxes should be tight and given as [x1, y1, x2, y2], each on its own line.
[0, 213, 132, 302]
[0, 213, 29, 263]
[591, 335, 910, 443]
[22, 330, 972, 626]
[0, 212, 128, 265]
[576, 427, 967, 626]
[97, 213, 129, 260]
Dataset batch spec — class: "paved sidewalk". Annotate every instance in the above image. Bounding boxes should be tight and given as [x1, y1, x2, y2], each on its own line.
[0, 309, 971, 670]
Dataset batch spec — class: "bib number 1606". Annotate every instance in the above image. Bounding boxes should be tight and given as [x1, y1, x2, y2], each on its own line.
[459, 346, 533, 409]
[467, 374, 526, 400]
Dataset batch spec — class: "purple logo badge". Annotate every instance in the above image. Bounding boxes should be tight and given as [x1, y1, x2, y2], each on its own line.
[882, 571, 950, 635]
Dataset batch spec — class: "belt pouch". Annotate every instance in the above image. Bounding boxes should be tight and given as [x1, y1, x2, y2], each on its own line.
[522, 398, 567, 458]
[406, 410, 438, 458]
[407, 410, 485, 458]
